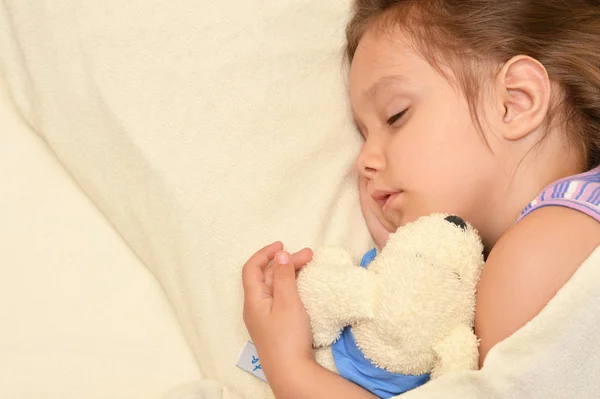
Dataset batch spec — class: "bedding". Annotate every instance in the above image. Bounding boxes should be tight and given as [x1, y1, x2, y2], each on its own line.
[0, 76, 202, 398]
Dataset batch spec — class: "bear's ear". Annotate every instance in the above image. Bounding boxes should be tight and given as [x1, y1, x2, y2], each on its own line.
[444, 215, 467, 231]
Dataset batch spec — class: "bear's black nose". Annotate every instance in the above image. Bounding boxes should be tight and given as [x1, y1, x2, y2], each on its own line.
[444, 215, 467, 231]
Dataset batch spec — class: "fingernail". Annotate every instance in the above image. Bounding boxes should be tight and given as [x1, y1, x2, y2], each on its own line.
[276, 252, 290, 265]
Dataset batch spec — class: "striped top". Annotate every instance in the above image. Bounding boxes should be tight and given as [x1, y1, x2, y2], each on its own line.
[517, 165, 600, 223]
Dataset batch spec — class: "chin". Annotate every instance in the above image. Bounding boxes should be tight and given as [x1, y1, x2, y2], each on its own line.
[375, 237, 389, 249]
[373, 229, 390, 249]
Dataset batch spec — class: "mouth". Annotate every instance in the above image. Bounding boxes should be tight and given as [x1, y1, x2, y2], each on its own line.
[371, 190, 401, 212]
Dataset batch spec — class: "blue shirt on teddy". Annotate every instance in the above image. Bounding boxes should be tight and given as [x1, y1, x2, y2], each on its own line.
[331, 248, 430, 399]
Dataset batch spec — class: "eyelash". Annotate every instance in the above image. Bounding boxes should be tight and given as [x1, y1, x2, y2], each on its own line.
[386, 108, 408, 126]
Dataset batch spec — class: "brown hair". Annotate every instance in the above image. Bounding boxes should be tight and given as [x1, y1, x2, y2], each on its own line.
[346, 0, 600, 170]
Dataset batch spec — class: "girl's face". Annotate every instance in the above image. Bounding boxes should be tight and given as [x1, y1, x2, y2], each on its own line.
[351, 28, 502, 249]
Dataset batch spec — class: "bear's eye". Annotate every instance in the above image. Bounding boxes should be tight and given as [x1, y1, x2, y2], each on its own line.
[452, 272, 461, 281]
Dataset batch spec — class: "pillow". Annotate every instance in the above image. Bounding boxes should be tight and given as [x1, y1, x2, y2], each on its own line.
[0, 1, 373, 397]
[0, 76, 202, 398]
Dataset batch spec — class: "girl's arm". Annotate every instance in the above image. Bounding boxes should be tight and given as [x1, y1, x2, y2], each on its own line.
[242, 242, 377, 399]
[475, 206, 600, 365]
[269, 359, 378, 399]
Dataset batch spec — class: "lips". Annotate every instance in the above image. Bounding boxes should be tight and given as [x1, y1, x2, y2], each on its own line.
[371, 190, 399, 210]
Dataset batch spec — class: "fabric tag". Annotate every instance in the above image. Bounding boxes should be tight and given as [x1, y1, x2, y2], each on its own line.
[236, 341, 267, 382]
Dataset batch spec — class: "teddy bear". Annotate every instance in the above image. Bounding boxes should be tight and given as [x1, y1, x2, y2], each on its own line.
[294, 213, 485, 398]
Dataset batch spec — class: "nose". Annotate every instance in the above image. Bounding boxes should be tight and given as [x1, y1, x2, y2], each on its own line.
[355, 137, 385, 178]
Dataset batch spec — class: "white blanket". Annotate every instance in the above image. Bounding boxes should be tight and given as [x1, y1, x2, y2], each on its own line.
[1, 1, 599, 398]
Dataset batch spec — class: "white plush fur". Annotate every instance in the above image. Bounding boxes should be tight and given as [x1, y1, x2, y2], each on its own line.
[297, 214, 485, 379]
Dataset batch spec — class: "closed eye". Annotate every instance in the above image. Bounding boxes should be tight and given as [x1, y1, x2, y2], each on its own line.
[386, 108, 408, 126]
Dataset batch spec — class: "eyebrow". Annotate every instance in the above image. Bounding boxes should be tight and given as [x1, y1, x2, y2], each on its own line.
[364, 75, 408, 99]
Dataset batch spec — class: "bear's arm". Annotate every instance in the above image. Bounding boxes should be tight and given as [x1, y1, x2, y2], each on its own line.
[297, 248, 376, 348]
[431, 324, 479, 379]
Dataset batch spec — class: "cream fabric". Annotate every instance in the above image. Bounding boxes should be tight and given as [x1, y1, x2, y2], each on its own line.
[0, 1, 372, 398]
[0, 76, 201, 398]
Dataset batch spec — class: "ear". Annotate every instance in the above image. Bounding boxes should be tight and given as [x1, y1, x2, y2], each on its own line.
[494, 55, 551, 141]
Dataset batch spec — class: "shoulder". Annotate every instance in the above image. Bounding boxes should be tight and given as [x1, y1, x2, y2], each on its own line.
[475, 206, 600, 366]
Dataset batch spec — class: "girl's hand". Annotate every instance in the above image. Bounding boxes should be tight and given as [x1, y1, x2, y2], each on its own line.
[242, 241, 314, 384]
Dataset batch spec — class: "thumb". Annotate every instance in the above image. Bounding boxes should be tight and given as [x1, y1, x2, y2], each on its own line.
[272, 251, 300, 309]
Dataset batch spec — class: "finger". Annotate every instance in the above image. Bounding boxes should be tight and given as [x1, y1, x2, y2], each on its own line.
[264, 260, 274, 288]
[290, 248, 314, 271]
[272, 251, 301, 310]
[242, 241, 283, 296]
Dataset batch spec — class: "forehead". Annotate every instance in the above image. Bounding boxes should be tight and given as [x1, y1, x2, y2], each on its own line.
[349, 28, 420, 97]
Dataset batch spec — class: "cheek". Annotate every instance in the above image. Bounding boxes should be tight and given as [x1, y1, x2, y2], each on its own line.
[358, 178, 370, 209]
[394, 117, 486, 196]
[422, 108, 480, 166]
